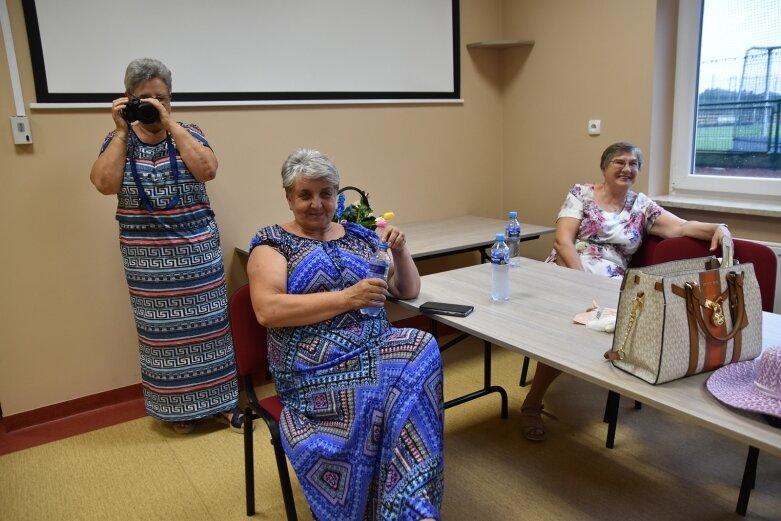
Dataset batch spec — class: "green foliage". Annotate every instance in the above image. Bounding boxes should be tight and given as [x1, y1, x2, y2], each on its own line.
[339, 199, 378, 230]
[334, 188, 377, 230]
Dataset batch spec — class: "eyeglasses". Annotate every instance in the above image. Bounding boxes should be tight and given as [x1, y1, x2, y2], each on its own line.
[609, 159, 640, 169]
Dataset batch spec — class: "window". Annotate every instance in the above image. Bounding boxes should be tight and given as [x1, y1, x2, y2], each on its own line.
[670, 0, 781, 201]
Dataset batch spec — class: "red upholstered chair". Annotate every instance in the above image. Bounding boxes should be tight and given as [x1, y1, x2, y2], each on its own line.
[650, 235, 711, 264]
[229, 284, 298, 520]
[653, 236, 777, 312]
[627, 234, 663, 268]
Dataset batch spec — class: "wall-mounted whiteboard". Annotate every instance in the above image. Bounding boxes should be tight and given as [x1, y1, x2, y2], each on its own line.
[22, 0, 460, 104]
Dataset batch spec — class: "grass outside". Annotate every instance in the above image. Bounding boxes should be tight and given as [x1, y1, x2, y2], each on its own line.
[696, 124, 771, 151]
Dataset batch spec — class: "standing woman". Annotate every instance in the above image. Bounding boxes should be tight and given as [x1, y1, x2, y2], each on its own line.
[89, 58, 241, 434]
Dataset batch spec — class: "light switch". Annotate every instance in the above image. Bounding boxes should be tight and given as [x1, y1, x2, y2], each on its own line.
[588, 119, 601, 136]
[11, 116, 32, 145]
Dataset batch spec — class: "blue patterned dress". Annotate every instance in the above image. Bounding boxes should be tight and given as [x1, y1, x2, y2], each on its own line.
[99, 124, 238, 422]
[249, 222, 444, 521]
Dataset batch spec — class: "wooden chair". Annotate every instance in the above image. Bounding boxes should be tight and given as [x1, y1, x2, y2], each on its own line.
[229, 284, 298, 520]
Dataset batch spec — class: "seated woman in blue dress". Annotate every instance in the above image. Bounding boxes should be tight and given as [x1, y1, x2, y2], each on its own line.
[247, 148, 443, 521]
[521, 142, 731, 441]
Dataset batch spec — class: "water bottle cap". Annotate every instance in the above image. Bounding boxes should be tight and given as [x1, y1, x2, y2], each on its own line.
[509, 211, 517, 219]
[496, 233, 505, 241]
[379, 241, 389, 250]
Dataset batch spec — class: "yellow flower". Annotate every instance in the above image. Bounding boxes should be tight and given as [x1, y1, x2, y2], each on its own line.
[382, 211, 395, 221]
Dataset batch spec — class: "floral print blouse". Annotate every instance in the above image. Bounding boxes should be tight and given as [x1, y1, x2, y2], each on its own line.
[546, 183, 663, 278]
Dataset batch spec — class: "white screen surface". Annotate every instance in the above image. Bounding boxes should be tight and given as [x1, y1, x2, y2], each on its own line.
[23, 0, 459, 103]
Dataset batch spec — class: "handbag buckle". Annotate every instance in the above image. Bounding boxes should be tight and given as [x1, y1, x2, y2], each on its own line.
[704, 297, 725, 326]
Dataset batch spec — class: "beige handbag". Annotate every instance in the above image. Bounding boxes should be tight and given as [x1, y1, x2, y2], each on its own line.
[605, 239, 762, 384]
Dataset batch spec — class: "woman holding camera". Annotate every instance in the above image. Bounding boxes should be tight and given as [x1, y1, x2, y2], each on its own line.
[89, 58, 242, 434]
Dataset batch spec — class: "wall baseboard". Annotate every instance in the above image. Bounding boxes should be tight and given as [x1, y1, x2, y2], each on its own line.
[2, 383, 143, 432]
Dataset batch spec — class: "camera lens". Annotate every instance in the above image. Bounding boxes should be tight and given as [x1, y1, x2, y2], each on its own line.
[136, 102, 159, 124]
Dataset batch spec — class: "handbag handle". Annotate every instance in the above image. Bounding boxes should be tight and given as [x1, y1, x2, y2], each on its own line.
[721, 235, 734, 268]
[685, 272, 746, 342]
[604, 291, 644, 362]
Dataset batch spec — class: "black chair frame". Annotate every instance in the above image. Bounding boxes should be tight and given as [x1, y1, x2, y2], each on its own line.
[242, 374, 298, 521]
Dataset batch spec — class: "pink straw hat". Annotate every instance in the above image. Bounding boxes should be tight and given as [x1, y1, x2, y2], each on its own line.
[706, 346, 781, 427]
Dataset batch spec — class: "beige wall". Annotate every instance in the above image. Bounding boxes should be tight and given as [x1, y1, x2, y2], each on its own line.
[0, 0, 504, 416]
[501, 0, 659, 260]
[2, 0, 779, 418]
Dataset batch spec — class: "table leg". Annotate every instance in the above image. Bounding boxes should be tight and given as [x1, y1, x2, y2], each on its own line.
[443, 340, 508, 419]
[518, 356, 531, 387]
[604, 390, 620, 449]
[736, 446, 759, 516]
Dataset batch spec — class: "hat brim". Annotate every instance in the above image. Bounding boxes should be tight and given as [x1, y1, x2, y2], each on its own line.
[706, 359, 781, 419]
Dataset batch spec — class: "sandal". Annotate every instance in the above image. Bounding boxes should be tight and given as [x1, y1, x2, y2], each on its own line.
[215, 406, 254, 434]
[172, 420, 195, 435]
[520, 404, 547, 441]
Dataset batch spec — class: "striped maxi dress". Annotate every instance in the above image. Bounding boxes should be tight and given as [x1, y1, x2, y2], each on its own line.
[99, 123, 238, 422]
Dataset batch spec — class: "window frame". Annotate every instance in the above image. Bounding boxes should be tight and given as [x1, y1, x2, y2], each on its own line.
[669, 0, 781, 200]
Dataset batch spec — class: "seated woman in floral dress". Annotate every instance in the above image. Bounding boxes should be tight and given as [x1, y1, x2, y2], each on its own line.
[247, 148, 444, 520]
[521, 142, 731, 441]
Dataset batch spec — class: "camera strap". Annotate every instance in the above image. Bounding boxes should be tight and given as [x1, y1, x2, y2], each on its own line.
[128, 134, 181, 213]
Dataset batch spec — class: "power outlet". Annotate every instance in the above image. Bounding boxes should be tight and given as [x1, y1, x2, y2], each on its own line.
[588, 119, 601, 136]
[11, 116, 32, 144]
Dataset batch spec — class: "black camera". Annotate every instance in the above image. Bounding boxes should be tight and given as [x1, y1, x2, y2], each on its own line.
[123, 97, 159, 124]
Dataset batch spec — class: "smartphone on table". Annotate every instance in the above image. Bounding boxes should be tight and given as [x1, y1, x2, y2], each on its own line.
[419, 301, 474, 317]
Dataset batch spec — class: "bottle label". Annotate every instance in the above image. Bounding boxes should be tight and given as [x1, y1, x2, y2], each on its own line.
[506, 225, 521, 239]
[366, 260, 390, 279]
[490, 250, 508, 265]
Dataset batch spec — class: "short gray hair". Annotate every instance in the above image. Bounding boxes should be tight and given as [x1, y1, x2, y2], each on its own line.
[600, 142, 644, 170]
[124, 58, 172, 94]
[281, 149, 340, 194]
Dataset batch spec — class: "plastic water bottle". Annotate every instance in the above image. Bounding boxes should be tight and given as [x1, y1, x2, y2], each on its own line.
[505, 211, 521, 267]
[490, 233, 511, 301]
[361, 241, 391, 316]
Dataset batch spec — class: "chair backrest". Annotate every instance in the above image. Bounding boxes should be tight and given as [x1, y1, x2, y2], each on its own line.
[732, 239, 777, 313]
[229, 284, 270, 379]
[652, 236, 777, 312]
[651, 236, 712, 265]
[628, 234, 664, 268]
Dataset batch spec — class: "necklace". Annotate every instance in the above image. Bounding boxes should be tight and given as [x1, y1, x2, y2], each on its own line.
[606, 198, 625, 212]
[598, 184, 626, 212]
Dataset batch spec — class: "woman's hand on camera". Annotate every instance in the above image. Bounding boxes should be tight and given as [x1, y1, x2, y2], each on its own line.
[111, 96, 130, 136]
[141, 96, 173, 131]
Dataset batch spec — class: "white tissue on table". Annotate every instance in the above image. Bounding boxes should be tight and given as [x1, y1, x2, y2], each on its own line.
[573, 300, 616, 327]
[586, 315, 616, 333]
